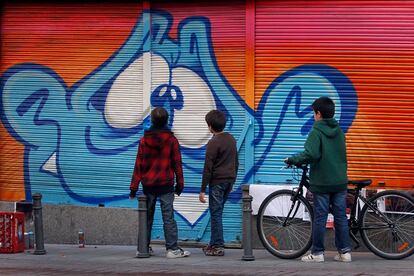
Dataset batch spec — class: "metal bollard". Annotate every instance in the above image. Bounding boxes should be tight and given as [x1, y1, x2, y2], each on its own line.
[241, 185, 255, 261]
[136, 194, 150, 258]
[32, 193, 46, 255]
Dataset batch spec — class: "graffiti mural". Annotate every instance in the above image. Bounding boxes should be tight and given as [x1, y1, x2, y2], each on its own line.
[0, 9, 357, 237]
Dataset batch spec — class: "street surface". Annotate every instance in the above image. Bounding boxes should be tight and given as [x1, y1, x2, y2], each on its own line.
[1, 244, 413, 275]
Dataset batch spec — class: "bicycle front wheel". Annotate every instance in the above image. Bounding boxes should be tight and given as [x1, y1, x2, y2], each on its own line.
[257, 189, 313, 259]
[360, 190, 414, 259]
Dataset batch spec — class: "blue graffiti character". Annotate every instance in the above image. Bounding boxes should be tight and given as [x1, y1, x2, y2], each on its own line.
[0, 10, 357, 229]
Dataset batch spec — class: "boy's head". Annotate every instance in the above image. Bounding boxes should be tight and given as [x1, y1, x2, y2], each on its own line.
[151, 107, 169, 128]
[312, 96, 335, 119]
[205, 110, 226, 133]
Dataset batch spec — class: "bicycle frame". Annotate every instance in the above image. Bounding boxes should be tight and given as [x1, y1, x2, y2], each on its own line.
[284, 165, 395, 244]
[260, 164, 414, 259]
[286, 164, 393, 249]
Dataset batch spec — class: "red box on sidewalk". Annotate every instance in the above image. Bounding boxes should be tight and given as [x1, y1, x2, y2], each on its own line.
[0, 212, 25, 253]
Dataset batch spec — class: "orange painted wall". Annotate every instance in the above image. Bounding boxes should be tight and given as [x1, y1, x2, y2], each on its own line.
[0, 2, 141, 200]
[255, 0, 414, 189]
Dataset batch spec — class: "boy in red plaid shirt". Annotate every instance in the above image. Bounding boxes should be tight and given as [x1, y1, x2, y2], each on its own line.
[130, 107, 190, 258]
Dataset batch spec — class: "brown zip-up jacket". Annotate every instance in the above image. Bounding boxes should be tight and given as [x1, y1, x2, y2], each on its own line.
[201, 132, 239, 193]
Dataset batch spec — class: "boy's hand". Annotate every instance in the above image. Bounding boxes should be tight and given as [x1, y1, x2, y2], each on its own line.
[199, 192, 207, 203]
[129, 190, 137, 199]
[175, 186, 183, 196]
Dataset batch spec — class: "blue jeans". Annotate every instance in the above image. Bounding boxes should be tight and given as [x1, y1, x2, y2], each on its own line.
[146, 192, 178, 250]
[209, 183, 231, 247]
[312, 190, 351, 255]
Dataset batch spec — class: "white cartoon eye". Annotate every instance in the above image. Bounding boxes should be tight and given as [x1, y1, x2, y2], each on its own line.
[151, 54, 170, 93]
[104, 53, 170, 129]
[171, 67, 216, 148]
[104, 56, 144, 128]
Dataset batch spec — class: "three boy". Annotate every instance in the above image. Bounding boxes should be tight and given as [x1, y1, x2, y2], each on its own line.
[131, 96, 350, 262]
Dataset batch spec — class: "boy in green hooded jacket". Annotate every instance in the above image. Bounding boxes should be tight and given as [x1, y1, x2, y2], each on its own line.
[286, 96, 352, 263]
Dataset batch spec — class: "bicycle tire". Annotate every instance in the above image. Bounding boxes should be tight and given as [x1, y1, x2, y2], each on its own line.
[360, 190, 414, 260]
[257, 189, 313, 259]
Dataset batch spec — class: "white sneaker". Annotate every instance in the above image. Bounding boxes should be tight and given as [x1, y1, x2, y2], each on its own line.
[301, 253, 324, 262]
[166, 248, 191, 258]
[334, 252, 352, 262]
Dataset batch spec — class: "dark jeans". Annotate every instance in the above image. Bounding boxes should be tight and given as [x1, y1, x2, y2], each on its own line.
[146, 192, 178, 250]
[312, 190, 351, 255]
[209, 182, 231, 247]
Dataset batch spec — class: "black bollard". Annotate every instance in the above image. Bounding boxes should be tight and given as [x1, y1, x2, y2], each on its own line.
[241, 185, 255, 261]
[32, 193, 46, 255]
[136, 194, 150, 258]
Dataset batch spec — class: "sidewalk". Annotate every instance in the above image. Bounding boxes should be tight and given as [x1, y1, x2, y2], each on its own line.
[1, 244, 413, 275]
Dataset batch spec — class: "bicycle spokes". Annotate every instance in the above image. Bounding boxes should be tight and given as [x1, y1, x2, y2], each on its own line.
[257, 190, 313, 259]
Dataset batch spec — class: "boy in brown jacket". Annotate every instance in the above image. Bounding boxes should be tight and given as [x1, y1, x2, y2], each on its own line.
[199, 110, 239, 256]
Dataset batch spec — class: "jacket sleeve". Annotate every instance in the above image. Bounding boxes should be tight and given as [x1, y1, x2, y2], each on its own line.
[130, 140, 143, 193]
[171, 137, 184, 192]
[288, 130, 321, 165]
[201, 140, 216, 193]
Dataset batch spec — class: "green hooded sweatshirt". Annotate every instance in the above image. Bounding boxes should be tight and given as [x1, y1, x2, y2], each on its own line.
[287, 118, 348, 193]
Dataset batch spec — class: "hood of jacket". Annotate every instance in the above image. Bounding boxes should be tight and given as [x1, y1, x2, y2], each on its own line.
[143, 128, 174, 149]
[313, 118, 340, 138]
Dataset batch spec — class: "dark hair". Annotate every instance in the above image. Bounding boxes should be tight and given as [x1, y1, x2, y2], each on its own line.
[151, 107, 169, 128]
[205, 110, 226, 132]
[312, 96, 335, 119]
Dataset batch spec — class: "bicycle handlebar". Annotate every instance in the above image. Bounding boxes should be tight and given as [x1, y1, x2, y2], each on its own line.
[285, 164, 372, 188]
[284, 163, 308, 170]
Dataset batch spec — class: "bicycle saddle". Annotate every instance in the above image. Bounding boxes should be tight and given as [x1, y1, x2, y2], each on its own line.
[348, 179, 372, 188]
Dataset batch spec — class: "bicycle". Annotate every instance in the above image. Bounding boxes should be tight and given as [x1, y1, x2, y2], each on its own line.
[256, 164, 414, 260]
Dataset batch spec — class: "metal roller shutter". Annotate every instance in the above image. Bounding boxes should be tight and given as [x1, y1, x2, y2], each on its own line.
[254, 0, 414, 190]
[150, 0, 247, 242]
[4, 0, 412, 246]
[0, 2, 143, 202]
[1, 0, 250, 244]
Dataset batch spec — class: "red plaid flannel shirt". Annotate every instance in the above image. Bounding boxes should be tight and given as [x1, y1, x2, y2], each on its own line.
[130, 129, 184, 193]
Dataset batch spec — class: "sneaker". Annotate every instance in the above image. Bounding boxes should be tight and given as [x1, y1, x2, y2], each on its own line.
[301, 253, 324, 262]
[203, 245, 225, 256]
[202, 245, 211, 254]
[334, 252, 352, 262]
[166, 248, 191, 259]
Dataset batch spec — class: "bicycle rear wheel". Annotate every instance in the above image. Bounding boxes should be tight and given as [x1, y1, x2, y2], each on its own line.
[257, 189, 313, 259]
[360, 190, 414, 259]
